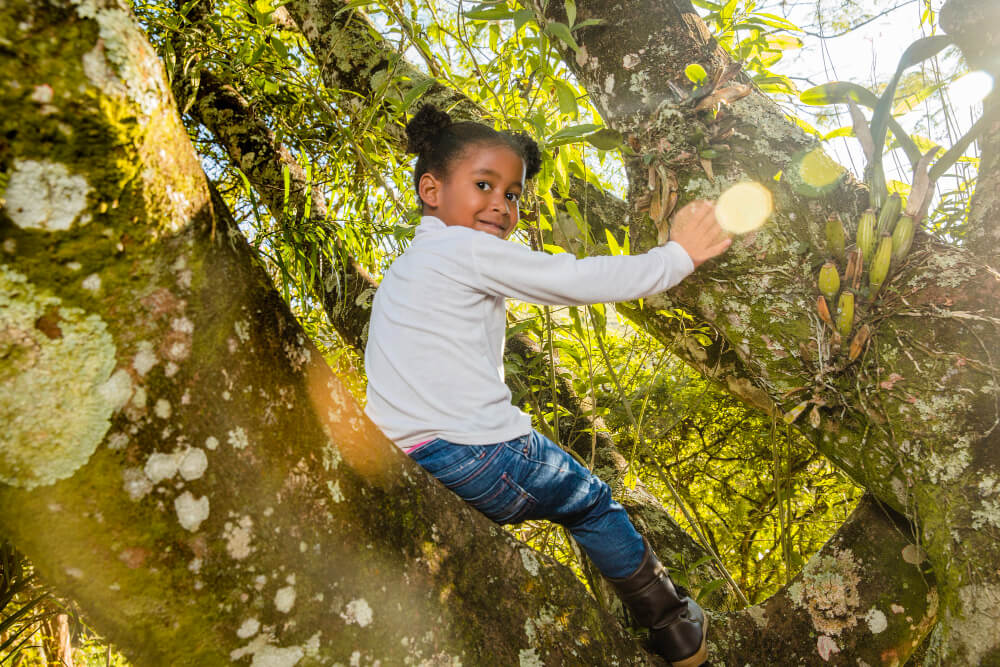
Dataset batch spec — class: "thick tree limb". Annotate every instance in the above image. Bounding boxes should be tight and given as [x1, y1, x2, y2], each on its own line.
[0, 2, 649, 663]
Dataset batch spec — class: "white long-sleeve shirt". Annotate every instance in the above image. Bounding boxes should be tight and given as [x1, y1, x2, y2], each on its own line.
[364, 215, 694, 448]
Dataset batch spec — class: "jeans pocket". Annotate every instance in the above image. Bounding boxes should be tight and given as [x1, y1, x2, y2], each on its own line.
[466, 472, 536, 525]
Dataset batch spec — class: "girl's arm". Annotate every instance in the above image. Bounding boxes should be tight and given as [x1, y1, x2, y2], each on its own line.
[470, 200, 729, 306]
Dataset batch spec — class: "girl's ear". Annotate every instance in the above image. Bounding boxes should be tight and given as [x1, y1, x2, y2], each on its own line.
[418, 172, 442, 209]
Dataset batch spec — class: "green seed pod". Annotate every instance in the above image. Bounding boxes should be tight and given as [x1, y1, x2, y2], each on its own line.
[818, 261, 840, 301]
[869, 233, 892, 289]
[837, 291, 854, 339]
[856, 208, 877, 265]
[891, 214, 915, 265]
[825, 214, 846, 264]
[876, 192, 902, 236]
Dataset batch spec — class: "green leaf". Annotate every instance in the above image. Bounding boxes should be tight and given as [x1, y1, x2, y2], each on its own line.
[546, 123, 602, 147]
[401, 77, 436, 110]
[334, 0, 378, 17]
[564, 0, 576, 27]
[822, 126, 854, 140]
[464, 5, 516, 21]
[584, 128, 623, 151]
[573, 18, 605, 30]
[543, 243, 567, 254]
[800, 81, 877, 107]
[553, 79, 579, 117]
[514, 8, 536, 31]
[545, 21, 579, 53]
[685, 63, 708, 85]
[605, 229, 622, 256]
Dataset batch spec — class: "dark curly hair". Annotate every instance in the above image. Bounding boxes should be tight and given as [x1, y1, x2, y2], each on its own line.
[405, 105, 542, 204]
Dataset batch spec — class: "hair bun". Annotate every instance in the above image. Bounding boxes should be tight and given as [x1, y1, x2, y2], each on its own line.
[406, 105, 452, 155]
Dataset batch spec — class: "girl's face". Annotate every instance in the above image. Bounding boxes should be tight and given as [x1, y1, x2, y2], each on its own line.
[418, 143, 525, 239]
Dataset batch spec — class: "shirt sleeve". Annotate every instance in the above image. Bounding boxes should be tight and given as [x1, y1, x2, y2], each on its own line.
[468, 235, 695, 305]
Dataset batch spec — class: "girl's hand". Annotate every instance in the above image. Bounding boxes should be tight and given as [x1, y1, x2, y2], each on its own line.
[668, 200, 732, 268]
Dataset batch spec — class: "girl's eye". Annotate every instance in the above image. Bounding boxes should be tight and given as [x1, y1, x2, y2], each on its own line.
[505, 192, 520, 202]
[476, 181, 490, 191]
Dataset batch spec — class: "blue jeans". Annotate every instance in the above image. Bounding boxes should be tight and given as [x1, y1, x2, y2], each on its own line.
[410, 430, 645, 578]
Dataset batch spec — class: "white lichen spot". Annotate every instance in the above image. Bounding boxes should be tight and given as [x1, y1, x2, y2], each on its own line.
[864, 607, 887, 634]
[788, 548, 861, 636]
[891, 603, 904, 614]
[2, 160, 91, 232]
[604, 73, 615, 94]
[164, 361, 179, 378]
[65, 567, 84, 579]
[747, 604, 768, 628]
[174, 491, 209, 531]
[30, 84, 53, 104]
[0, 267, 117, 488]
[254, 575, 267, 590]
[154, 398, 171, 419]
[284, 336, 311, 370]
[171, 316, 194, 334]
[178, 447, 207, 480]
[224, 515, 254, 560]
[98, 369, 133, 411]
[303, 632, 321, 658]
[81, 273, 102, 292]
[3, 239, 17, 254]
[274, 585, 296, 613]
[188, 557, 202, 573]
[327, 480, 344, 503]
[205, 435, 219, 450]
[237, 617, 261, 639]
[132, 342, 157, 376]
[228, 427, 250, 450]
[144, 451, 179, 484]
[166, 340, 190, 362]
[107, 431, 129, 450]
[122, 467, 153, 500]
[518, 648, 544, 667]
[235, 319, 250, 343]
[622, 53, 640, 69]
[816, 635, 840, 661]
[341, 598, 373, 627]
[520, 548, 539, 577]
[575, 44, 588, 68]
[230, 634, 304, 667]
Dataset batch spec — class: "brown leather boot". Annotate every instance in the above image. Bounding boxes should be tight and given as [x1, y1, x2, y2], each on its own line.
[606, 540, 708, 667]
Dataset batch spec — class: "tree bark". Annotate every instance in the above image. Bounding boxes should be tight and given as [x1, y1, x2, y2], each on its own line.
[0, 2, 649, 663]
[527, 0, 1000, 662]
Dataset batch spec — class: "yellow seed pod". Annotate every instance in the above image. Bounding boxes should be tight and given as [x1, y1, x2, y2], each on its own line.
[818, 261, 840, 301]
[825, 214, 846, 264]
[837, 291, 854, 339]
[856, 208, 877, 265]
[869, 234, 892, 289]
[891, 214, 915, 265]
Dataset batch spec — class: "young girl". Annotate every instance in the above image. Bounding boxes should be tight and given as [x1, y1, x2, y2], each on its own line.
[365, 105, 730, 666]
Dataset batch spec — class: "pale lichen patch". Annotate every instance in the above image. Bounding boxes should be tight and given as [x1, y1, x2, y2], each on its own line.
[178, 447, 207, 480]
[122, 466, 153, 500]
[237, 617, 261, 639]
[174, 491, 209, 531]
[341, 598, 373, 627]
[132, 342, 157, 376]
[228, 427, 250, 450]
[788, 548, 861, 636]
[230, 634, 304, 667]
[0, 267, 117, 488]
[274, 585, 296, 613]
[520, 548, 540, 577]
[224, 515, 254, 560]
[865, 607, 887, 633]
[2, 159, 92, 232]
[144, 451, 179, 484]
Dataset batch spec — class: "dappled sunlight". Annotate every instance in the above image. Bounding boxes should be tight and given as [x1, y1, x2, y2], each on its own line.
[716, 181, 774, 234]
[305, 352, 398, 483]
[792, 148, 848, 197]
[950, 70, 994, 108]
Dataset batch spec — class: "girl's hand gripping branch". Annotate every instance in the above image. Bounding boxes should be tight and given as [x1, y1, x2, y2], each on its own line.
[668, 199, 732, 268]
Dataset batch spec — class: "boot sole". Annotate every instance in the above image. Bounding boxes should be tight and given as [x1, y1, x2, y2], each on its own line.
[669, 615, 709, 667]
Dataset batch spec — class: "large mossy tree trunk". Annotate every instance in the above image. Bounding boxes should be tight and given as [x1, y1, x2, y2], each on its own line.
[0, 1, 649, 664]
